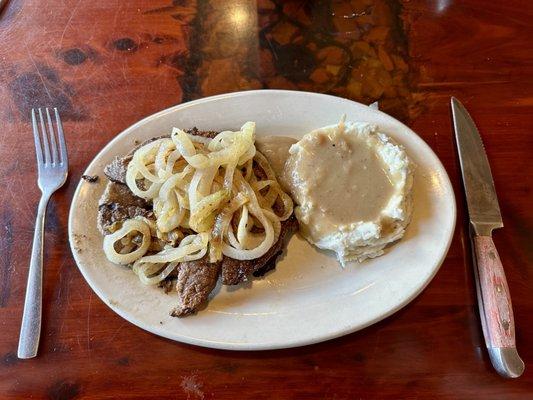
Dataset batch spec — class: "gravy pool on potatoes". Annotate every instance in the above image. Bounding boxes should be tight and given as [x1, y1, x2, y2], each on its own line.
[284, 130, 394, 237]
[256, 133, 395, 237]
[264, 121, 413, 265]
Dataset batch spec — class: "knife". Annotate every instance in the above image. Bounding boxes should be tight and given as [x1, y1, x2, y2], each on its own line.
[451, 97, 524, 378]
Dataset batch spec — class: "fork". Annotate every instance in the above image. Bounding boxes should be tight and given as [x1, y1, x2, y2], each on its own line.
[18, 108, 68, 359]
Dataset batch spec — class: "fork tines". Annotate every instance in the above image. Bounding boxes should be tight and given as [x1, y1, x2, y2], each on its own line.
[31, 108, 68, 168]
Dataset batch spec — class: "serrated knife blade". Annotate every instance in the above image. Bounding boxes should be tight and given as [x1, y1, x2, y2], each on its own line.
[451, 97, 524, 378]
[451, 97, 503, 236]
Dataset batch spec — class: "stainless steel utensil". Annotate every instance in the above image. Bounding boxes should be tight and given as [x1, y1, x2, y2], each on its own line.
[18, 108, 68, 359]
[451, 97, 524, 378]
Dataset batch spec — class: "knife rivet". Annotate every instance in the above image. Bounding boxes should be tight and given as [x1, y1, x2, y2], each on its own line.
[501, 319, 510, 331]
[496, 284, 502, 293]
[489, 251, 496, 260]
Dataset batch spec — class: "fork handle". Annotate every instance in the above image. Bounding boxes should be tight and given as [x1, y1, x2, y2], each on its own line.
[18, 193, 50, 359]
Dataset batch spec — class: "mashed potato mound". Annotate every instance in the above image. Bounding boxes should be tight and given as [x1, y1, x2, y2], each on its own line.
[283, 120, 414, 265]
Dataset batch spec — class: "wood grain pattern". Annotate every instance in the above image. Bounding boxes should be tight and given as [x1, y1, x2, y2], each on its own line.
[474, 235, 515, 349]
[0, 0, 532, 399]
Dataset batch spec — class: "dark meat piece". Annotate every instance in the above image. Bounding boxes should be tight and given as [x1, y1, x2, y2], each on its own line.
[98, 204, 153, 235]
[157, 279, 174, 294]
[98, 181, 148, 208]
[82, 174, 99, 183]
[97, 181, 152, 234]
[171, 258, 222, 317]
[221, 216, 298, 285]
[158, 268, 179, 294]
[159, 279, 174, 294]
[103, 155, 131, 184]
[186, 127, 218, 139]
[253, 252, 282, 278]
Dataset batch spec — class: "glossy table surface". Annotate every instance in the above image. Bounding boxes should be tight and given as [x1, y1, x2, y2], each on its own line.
[0, 0, 532, 398]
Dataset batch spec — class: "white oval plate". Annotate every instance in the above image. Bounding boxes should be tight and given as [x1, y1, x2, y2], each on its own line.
[68, 90, 456, 350]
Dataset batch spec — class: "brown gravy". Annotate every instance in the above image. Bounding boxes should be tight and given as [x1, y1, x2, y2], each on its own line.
[255, 136, 298, 179]
[285, 130, 394, 236]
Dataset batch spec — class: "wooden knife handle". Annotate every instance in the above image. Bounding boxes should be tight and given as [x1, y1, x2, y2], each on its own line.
[473, 235, 515, 348]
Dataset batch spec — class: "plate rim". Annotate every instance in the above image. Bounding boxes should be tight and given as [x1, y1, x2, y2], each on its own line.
[68, 89, 457, 350]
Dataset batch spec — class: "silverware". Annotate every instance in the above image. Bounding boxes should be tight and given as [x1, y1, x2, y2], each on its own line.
[18, 108, 68, 359]
[451, 97, 524, 378]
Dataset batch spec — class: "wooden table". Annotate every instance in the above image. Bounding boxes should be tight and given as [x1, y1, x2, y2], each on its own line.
[0, 0, 531, 398]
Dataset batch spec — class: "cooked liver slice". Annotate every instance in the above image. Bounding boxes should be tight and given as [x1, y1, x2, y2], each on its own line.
[98, 181, 148, 208]
[221, 216, 298, 285]
[103, 155, 132, 184]
[185, 127, 218, 139]
[171, 258, 222, 317]
[97, 204, 153, 235]
[97, 181, 152, 234]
